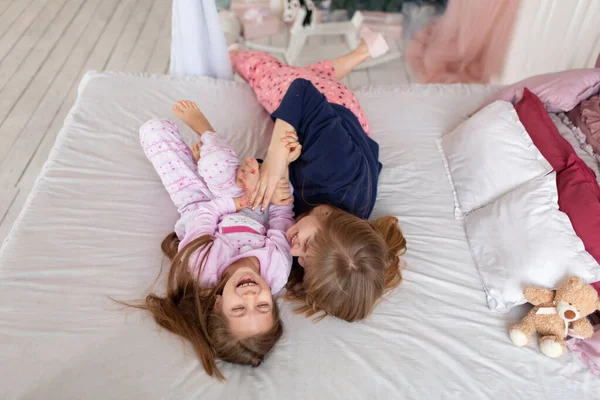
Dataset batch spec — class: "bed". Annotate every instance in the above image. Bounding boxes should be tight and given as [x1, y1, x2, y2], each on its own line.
[0, 72, 597, 399]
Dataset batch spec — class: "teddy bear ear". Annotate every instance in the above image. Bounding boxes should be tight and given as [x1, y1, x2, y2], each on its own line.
[568, 276, 583, 285]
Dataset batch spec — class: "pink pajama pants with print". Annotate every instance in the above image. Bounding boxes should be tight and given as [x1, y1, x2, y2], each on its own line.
[230, 50, 371, 135]
[139, 119, 243, 224]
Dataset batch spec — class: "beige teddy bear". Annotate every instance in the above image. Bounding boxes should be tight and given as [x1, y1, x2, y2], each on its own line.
[509, 276, 600, 358]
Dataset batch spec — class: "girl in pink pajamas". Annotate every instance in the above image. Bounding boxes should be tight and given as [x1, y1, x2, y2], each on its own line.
[137, 101, 299, 380]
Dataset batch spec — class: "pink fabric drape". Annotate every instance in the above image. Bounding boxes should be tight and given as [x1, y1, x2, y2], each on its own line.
[406, 0, 520, 84]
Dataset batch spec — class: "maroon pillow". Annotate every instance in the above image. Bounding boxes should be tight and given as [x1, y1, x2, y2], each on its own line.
[515, 88, 600, 294]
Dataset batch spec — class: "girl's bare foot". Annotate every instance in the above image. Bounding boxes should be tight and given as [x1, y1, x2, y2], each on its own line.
[172, 100, 215, 136]
[191, 141, 202, 162]
[236, 157, 260, 194]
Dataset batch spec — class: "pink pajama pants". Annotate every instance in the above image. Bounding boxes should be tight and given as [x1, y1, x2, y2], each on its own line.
[139, 119, 243, 218]
[230, 50, 371, 135]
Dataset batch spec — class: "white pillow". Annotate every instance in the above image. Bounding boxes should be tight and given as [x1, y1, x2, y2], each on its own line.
[436, 101, 552, 218]
[464, 173, 600, 312]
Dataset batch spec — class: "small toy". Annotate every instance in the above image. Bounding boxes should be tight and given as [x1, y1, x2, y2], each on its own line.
[509, 276, 600, 358]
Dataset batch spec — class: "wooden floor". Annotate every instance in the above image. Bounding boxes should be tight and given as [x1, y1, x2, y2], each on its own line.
[0, 0, 413, 244]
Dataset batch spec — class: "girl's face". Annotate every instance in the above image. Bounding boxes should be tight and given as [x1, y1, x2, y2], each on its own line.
[286, 206, 331, 267]
[216, 258, 274, 339]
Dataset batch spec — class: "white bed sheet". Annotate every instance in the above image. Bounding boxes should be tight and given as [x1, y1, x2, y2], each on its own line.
[0, 72, 597, 399]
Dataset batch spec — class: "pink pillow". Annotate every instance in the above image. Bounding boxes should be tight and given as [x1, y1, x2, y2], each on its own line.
[515, 89, 600, 294]
[482, 68, 600, 113]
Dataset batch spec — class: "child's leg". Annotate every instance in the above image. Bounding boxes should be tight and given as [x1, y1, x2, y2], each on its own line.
[229, 50, 286, 84]
[303, 41, 370, 81]
[287, 69, 371, 134]
[172, 101, 244, 198]
[197, 131, 245, 198]
[231, 50, 370, 134]
[229, 50, 298, 114]
[139, 118, 214, 216]
[326, 41, 371, 81]
[172, 100, 215, 136]
[302, 60, 335, 78]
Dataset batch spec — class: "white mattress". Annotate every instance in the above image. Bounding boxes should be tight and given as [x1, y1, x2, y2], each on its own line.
[0, 72, 597, 399]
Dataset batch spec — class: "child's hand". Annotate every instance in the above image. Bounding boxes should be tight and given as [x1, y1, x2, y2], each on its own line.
[191, 141, 202, 162]
[233, 195, 252, 211]
[270, 178, 293, 206]
[236, 157, 260, 199]
[281, 131, 302, 164]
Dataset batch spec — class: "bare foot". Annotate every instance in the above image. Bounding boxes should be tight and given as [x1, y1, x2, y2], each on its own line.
[236, 157, 260, 194]
[172, 100, 215, 136]
[191, 141, 202, 162]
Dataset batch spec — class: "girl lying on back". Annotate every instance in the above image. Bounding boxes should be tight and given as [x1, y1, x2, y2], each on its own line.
[137, 100, 300, 379]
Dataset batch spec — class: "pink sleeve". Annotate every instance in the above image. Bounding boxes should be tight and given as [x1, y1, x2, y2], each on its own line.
[249, 185, 295, 294]
[179, 197, 236, 287]
[267, 183, 295, 233]
[197, 131, 244, 198]
[262, 191, 295, 294]
[262, 246, 292, 295]
[267, 204, 295, 233]
[188, 240, 227, 289]
[179, 197, 236, 249]
[259, 240, 293, 294]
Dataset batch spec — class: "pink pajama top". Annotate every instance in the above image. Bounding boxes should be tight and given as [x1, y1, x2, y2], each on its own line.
[177, 131, 295, 294]
[178, 199, 294, 294]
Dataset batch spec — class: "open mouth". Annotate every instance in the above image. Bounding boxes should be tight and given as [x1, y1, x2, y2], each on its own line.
[236, 275, 257, 288]
[289, 233, 299, 246]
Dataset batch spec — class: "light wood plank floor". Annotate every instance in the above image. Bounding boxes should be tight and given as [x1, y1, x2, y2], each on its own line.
[0, 0, 414, 244]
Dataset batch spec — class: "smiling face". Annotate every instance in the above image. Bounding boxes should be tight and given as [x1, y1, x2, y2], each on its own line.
[216, 257, 274, 339]
[286, 206, 332, 266]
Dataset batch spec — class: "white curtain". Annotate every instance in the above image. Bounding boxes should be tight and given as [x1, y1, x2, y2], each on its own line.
[170, 0, 233, 80]
[497, 0, 600, 84]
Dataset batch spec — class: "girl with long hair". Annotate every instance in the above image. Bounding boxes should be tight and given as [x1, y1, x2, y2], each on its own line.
[230, 31, 408, 322]
[136, 101, 299, 379]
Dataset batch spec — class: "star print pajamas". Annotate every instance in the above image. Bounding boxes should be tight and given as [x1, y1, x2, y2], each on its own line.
[230, 50, 370, 134]
[230, 50, 382, 219]
[139, 118, 294, 293]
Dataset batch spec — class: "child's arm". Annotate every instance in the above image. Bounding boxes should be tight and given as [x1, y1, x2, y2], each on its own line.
[269, 178, 293, 206]
[267, 162, 294, 206]
[250, 121, 301, 211]
[262, 187, 295, 294]
[243, 182, 293, 294]
[262, 247, 293, 295]
[267, 179, 295, 234]
[180, 196, 247, 247]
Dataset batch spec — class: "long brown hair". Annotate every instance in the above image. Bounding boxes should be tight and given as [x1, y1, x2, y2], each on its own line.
[284, 208, 406, 322]
[135, 232, 283, 380]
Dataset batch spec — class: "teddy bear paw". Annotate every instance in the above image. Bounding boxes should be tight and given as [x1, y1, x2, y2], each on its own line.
[509, 328, 528, 347]
[540, 338, 564, 358]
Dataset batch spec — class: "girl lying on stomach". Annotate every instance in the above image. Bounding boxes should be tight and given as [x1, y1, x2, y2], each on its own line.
[228, 43, 407, 322]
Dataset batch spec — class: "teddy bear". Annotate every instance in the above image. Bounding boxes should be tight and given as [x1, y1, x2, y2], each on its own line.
[509, 276, 600, 358]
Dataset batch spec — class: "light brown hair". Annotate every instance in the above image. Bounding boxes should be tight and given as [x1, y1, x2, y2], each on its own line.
[285, 208, 406, 322]
[133, 232, 283, 380]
